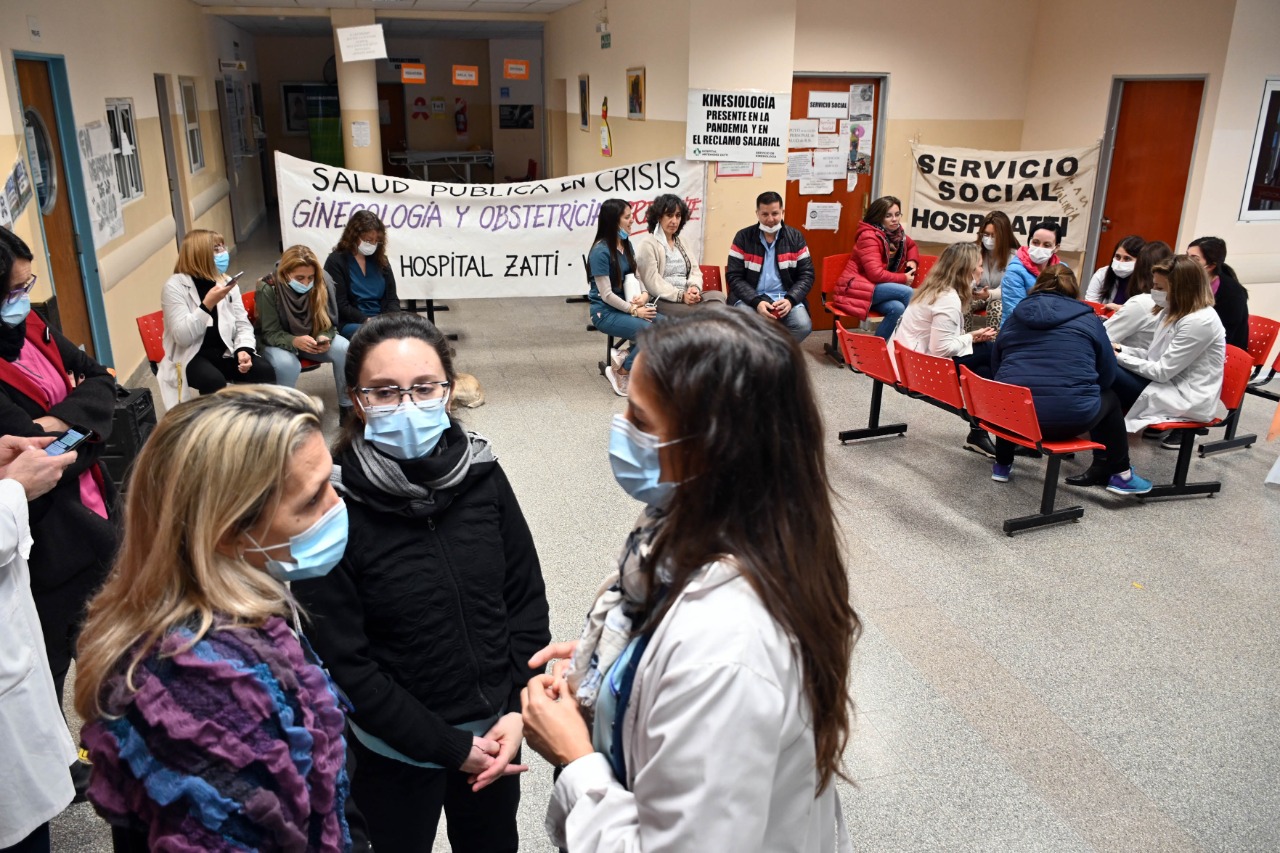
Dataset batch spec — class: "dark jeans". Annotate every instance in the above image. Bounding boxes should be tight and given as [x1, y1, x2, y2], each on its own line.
[995, 389, 1130, 474]
[185, 352, 276, 394]
[2, 823, 49, 853]
[349, 738, 520, 853]
[1111, 366, 1151, 411]
[954, 341, 995, 380]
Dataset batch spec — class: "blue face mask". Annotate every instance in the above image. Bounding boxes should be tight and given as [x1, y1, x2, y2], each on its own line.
[287, 278, 314, 294]
[246, 500, 349, 583]
[362, 396, 450, 460]
[618, 229, 630, 241]
[214, 250, 231, 273]
[609, 414, 681, 506]
[1, 295, 31, 328]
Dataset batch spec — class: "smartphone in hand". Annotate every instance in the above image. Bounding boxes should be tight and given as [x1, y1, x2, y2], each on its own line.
[46, 425, 91, 456]
[225, 271, 245, 287]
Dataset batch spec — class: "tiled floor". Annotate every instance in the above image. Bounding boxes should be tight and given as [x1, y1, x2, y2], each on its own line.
[54, 219, 1280, 851]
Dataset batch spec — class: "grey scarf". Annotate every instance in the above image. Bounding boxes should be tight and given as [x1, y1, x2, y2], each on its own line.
[333, 431, 495, 514]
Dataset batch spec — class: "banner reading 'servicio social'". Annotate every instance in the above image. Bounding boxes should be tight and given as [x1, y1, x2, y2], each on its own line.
[909, 142, 1101, 252]
[276, 152, 707, 300]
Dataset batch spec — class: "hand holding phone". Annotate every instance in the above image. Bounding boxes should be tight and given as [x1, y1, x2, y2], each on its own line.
[46, 425, 91, 457]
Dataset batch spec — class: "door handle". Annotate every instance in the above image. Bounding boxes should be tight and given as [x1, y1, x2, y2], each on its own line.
[1100, 217, 1112, 232]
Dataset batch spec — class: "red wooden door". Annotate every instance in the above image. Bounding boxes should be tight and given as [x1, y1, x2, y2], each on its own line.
[16, 59, 95, 354]
[785, 77, 881, 331]
[1097, 80, 1203, 262]
[378, 83, 409, 178]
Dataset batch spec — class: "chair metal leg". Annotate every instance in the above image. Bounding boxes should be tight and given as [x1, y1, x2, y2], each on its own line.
[1143, 428, 1221, 499]
[566, 294, 590, 304]
[1199, 407, 1256, 456]
[838, 381, 908, 443]
[1002, 454, 1085, 535]
[1249, 366, 1275, 387]
[823, 324, 846, 365]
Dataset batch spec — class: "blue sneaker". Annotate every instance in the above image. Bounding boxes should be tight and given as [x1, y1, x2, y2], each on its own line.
[1105, 468, 1153, 495]
[991, 463, 1012, 482]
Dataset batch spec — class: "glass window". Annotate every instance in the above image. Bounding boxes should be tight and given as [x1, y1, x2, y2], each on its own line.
[1241, 80, 1280, 221]
[106, 99, 144, 201]
[179, 78, 205, 173]
[23, 109, 56, 214]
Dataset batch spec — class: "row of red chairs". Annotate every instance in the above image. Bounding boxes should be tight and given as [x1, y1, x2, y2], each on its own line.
[836, 326, 1253, 536]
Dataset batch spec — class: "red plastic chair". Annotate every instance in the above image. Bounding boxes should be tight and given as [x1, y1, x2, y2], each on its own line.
[698, 265, 723, 293]
[1244, 315, 1280, 381]
[242, 287, 321, 372]
[893, 341, 965, 414]
[1145, 345, 1253, 486]
[835, 326, 907, 443]
[912, 254, 937, 289]
[1082, 299, 1115, 318]
[821, 253, 885, 364]
[136, 311, 166, 375]
[958, 366, 1105, 535]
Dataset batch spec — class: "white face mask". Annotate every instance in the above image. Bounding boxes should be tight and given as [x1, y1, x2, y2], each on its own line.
[1111, 259, 1136, 277]
[759, 222, 782, 235]
[1027, 245, 1054, 265]
[358, 241, 378, 257]
[1151, 290, 1168, 307]
[981, 236, 996, 251]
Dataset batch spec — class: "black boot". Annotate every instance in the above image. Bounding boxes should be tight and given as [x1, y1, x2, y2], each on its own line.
[964, 428, 997, 459]
[1065, 465, 1109, 487]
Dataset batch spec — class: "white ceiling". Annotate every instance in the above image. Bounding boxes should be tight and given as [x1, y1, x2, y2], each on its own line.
[217, 13, 543, 38]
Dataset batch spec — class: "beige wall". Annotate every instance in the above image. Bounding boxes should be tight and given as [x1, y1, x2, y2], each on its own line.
[0, 0, 254, 374]
[488, 38, 543, 181]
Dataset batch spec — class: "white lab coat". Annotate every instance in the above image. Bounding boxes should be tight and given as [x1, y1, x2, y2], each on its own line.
[1084, 265, 1135, 304]
[546, 560, 850, 853]
[157, 273, 256, 409]
[0, 478, 76, 847]
[1116, 307, 1226, 432]
[1103, 293, 1159, 352]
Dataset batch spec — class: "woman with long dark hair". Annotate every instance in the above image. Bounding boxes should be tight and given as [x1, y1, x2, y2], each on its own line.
[1084, 234, 1145, 310]
[588, 198, 652, 397]
[293, 313, 549, 852]
[325, 211, 401, 339]
[1187, 236, 1249, 350]
[834, 194, 920, 339]
[971, 210, 1019, 329]
[1104, 241, 1171, 352]
[521, 309, 859, 851]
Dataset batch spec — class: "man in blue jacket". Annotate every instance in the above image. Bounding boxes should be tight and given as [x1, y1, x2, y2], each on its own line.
[990, 266, 1152, 495]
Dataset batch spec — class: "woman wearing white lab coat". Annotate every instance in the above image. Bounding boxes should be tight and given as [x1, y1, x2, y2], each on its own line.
[0, 435, 78, 853]
[1112, 255, 1226, 433]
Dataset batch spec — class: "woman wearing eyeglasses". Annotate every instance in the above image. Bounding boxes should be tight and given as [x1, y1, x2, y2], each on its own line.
[292, 313, 550, 852]
[0, 228, 119, 727]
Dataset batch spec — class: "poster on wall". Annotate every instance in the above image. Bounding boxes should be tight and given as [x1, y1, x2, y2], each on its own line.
[5, 158, 33, 220]
[909, 142, 1101, 251]
[578, 75, 590, 131]
[76, 120, 125, 248]
[626, 67, 646, 121]
[686, 89, 789, 163]
[499, 105, 535, 129]
[277, 151, 708, 300]
[849, 85, 874, 119]
[807, 91, 849, 119]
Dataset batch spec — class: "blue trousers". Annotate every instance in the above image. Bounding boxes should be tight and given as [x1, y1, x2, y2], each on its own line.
[591, 303, 655, 370]
[871, 282, 915, 340]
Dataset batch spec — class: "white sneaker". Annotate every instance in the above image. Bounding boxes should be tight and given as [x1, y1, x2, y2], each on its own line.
[605, 366, 629, 397]
[610, 346, 627, 373]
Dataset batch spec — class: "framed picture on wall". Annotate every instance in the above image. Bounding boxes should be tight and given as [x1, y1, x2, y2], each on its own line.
[1240, 79, 1280, 221]
[626, 67, 645, 121]
[578, 75, 590, 131]
[281, 83, 335, 135]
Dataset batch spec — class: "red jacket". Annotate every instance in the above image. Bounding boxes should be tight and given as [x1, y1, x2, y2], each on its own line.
[833, 223, 919, 319]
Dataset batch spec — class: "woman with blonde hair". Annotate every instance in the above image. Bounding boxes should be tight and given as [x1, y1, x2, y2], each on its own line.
[158, 229, 274, 408]
[256, 244, 352, 417]
[74, 386, 353, 851]
[992, 265, 1152, 494]
[1111, 254, 1226, 445]
[890, 241, 999, 456]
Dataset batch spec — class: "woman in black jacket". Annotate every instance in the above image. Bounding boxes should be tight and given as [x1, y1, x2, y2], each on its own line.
[293, 312, 549, 853]
[324, 210, 400, 339]
[0, 228, 118, 705]
[1187, 236, 1249, 351]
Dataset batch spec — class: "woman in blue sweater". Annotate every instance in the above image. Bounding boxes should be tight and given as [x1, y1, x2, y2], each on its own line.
[1000, 221, 1062, 322]
[991, 265, 1152, 495]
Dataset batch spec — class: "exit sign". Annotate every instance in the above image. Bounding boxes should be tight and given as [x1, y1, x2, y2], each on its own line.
[600, 33, 611, 49]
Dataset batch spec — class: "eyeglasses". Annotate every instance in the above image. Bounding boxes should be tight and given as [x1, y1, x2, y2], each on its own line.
[356, 381, 451, 407]
[6, 274, 36, 304]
